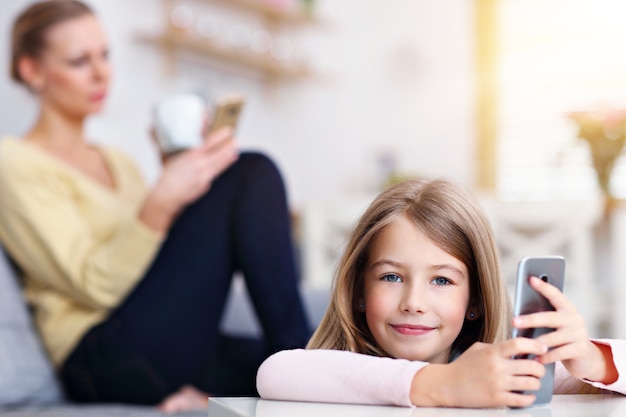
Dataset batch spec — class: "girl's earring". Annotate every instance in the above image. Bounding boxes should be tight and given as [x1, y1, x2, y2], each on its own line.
[466, 311, 479, 320]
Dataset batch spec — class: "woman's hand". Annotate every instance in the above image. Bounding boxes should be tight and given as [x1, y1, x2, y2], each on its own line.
[140, 127, 238, 232]
[149, 109, 217, 166]
[410, 339, 547, 408]
[158, 126, 238, 206]
[513, 276, 618, 384]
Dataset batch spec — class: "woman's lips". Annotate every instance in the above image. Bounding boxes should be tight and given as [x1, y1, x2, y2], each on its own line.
[390, 324, 435, 336]
[90, 91, 107, 101]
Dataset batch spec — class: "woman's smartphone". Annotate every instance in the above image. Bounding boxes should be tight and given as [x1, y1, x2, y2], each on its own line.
[511, 255, 565, 406]
[207, 95, 245, 134]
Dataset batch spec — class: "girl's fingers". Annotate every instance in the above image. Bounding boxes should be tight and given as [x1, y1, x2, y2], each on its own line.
[535, 325, 586, 349]
[528, 276, 572, 311]
[500, 338, 548, 358]
[514, 277, 582, 331]
[509, 358, 546, 379]
[536, 343, 582, 364]
[508, 375, 543, 392]
[513, 310, 565, 329]
[499, 392, 537, 409]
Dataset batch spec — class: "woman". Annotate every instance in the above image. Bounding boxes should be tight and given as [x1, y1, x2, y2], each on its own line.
[0, 0, 310, 412]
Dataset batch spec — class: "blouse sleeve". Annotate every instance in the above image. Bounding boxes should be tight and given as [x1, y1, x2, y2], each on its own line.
[0, 149, 163, 310]
[256, 349, 427, 407]
[554, 339, 626, 395]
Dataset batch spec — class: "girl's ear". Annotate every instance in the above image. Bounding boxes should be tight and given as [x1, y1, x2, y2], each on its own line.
[17, 55, 44, 92]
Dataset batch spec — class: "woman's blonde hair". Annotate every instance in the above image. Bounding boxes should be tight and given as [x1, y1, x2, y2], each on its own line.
[307, 178, 511, 360]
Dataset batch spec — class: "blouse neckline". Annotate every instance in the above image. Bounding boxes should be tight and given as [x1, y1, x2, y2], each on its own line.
[3, 137, 122, 195]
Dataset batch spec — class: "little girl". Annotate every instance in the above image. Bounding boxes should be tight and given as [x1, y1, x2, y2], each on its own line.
[257, 179, 626, 408]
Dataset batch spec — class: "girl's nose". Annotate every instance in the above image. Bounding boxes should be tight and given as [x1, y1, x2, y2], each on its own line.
[400, 284, 426, 313]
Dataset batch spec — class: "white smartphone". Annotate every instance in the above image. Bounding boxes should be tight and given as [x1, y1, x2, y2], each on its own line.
[207, 95, 245, 134]
[511, 255, 565, 406]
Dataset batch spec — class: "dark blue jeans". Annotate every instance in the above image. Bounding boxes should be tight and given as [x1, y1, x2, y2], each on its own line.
[60, 152, 311, 405]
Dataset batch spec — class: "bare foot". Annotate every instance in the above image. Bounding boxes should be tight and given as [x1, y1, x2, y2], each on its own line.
[157, 385, 210, 414]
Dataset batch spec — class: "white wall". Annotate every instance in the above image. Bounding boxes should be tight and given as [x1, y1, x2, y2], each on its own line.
[0, 0, 476, 209]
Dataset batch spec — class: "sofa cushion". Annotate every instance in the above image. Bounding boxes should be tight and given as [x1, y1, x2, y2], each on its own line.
[0, 404, 207, 416]
[0, 246, 64, 405]
[220, 276, 330, 338]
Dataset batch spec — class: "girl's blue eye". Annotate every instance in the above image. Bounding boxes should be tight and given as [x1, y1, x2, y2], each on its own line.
[432, 277, 451, 286]
[382, 274, 402, 283]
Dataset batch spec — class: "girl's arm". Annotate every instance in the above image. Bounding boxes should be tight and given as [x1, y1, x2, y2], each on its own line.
[257, 349, 426, 406]
[257, 338, 548, 408]
[555, 339, 626, 395]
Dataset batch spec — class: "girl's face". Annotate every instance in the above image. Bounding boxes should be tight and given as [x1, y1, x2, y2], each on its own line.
[362, 214, 471, 363]
[28, 14, 110, 117]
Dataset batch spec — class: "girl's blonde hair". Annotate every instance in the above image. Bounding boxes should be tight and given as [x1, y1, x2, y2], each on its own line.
[307, 178, 511, 360]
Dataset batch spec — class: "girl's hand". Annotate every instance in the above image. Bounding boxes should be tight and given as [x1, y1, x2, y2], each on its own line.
[411, 339, 547, 408]
[140, 127, 238, 232]
[513, 276, 618, 384]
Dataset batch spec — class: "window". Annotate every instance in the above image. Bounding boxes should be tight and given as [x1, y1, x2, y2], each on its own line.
[477, 0, 626, 200]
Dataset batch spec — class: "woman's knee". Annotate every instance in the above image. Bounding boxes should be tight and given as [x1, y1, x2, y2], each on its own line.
[235, 152, 284, 184]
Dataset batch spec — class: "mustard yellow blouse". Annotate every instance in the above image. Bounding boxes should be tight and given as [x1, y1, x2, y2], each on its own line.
[0, 137, 163, 366]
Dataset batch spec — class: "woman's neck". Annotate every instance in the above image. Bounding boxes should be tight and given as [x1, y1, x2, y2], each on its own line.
[25, 105, 87, 152]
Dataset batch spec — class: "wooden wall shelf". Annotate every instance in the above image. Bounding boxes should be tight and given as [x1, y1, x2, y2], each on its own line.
[141, 0, 324, 83]
[203, 0, 316, 25]
[138, 31, 313, 80]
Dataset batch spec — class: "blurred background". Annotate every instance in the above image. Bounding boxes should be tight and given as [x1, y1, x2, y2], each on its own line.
[1, 0, 625, 337]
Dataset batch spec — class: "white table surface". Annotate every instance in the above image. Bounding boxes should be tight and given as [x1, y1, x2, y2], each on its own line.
[207, 395, 626, 417]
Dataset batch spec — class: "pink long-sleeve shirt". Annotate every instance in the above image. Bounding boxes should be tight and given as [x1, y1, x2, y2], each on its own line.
[257, 339, 626, 407]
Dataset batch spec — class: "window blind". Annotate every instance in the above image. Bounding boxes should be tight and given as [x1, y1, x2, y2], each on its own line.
[495, 0, 626, 200]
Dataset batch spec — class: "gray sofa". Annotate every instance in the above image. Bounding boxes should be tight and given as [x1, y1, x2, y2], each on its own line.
[0, 246, 329, 416]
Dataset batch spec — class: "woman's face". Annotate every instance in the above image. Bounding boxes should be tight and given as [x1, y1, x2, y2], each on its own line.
[362, 214, 471, 364]
[30, 14, 111, 117]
